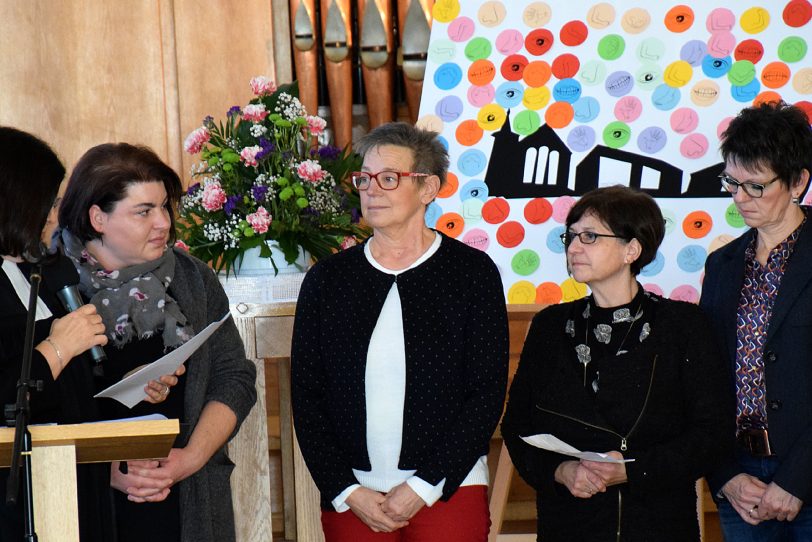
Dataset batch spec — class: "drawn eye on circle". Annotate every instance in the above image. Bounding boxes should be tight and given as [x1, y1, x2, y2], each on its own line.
[506, 90, 515, 98]
[644, 73, 654, 81]
[613, 130, 623, 138]
[713, 60, 723, 68]
[511, 64, 521, 72]
[693, 220, 704, 229]
[536, 38, 545, 46]
[446, 221, 456, 229]
[470, 189, 480, 197]
[676, 15, 684, 23]
[487, 114, 496, 121]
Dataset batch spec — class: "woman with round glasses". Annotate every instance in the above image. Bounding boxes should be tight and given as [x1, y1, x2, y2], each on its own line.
[700, 101, 812, 540]
[502, 185, 731, 541]
[292, 122, 508, 541]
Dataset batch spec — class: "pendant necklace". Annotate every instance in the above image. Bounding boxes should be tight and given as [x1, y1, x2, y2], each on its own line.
[575, 298, 644, 387]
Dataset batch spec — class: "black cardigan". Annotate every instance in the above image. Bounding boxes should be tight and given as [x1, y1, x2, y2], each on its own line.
[291, 233, 509, 508]
[502, 294, 734, 542]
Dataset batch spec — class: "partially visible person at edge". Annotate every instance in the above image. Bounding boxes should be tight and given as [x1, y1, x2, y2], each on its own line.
[57, 142, 257, 542]
[700, 101, 812, 541]
[0, 126, 113, 541]
[502, 185, 733, 542]
[291, 122, 509, 541]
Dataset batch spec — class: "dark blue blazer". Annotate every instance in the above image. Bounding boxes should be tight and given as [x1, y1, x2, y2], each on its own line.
[700, 211, 812, 502]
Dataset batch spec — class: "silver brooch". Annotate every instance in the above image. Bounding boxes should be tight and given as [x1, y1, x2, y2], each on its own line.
[565, 319, 575, 337]
[594, 323, 612, 344]
[575, 344, 591, 366]
[612, 308, 632, 323]
[639, 322, 650, 342]
[582, 304, 591, 319]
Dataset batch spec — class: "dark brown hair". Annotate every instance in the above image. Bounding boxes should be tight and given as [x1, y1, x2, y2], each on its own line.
[566, 185, 665, 276]
[0, 126, 65, 260]
[59, 143, 182, 243]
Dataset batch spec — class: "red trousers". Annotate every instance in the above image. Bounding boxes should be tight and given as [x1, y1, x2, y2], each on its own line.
[321, 485, 490, 542]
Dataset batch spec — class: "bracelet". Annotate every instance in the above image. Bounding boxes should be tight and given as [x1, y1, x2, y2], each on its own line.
[44, 337, 64, 367]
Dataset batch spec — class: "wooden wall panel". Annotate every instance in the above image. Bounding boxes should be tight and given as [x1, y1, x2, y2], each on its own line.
[0, 1, 170, 172]
[172, 0, 278, 185]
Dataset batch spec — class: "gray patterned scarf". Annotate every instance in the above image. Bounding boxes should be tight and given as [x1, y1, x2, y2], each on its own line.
[58, 228, 194, 350]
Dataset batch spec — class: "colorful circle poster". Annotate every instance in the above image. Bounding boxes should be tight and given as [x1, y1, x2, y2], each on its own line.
[418, 0, 812, 304]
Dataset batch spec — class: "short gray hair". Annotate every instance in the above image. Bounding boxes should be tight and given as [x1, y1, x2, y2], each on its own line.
[355, 122, 449, 188]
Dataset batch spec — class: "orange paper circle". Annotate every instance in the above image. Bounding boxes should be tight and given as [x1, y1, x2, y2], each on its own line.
[664, 5, 695, 33]
[545, 101, 575, 129]
[468, 59, 497, 86]
[437, 171, 459, 198]
[682, 210, 713, 239]
[456, 119, 484, 146]
[435, 212, 465, 238]
[523, 61, 552, 88]
[754, 90, 782, 105]
[760, 61, 791, 89]
[536, 282, 563, 304]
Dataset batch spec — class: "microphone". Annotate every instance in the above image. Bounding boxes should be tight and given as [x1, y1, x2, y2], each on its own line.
[42, 255, 107, 375]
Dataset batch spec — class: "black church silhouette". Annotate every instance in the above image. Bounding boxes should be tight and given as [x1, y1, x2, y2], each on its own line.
[483, 113, 726, 198]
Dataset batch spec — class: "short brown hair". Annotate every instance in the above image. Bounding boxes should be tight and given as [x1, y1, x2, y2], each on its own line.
[60, 143, 182, 243]
[566, 185, 665, 276]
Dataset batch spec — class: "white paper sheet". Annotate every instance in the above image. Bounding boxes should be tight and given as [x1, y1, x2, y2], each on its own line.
[520, 434, 635, 463]
[94, 313, 231, 408]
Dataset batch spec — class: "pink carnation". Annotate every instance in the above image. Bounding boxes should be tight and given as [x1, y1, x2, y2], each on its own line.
[174, 240, 190, 252]
[201, 180, 227, 211]
[340, 236, 357, 250]
[183, 126, 210, 154]
[246, 206, 272, 234]
[240, 145, 263, 167]
[297, 159, 326, 183]
[242, 104, 268, 123]
[250, 76, 277, 96]
[306, 115, 327, 136]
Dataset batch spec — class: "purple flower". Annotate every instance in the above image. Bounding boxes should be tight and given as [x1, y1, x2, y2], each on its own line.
[256, 138, 275, 160]
[351, 207, 361, 224]
[318, 145, 341, 161]
[252, 185, 269, 202]
[186, 182, 201, 195]
[227, 106, 242, 117]
[202, 116, 215, 128]
[224, 194, 241, 215]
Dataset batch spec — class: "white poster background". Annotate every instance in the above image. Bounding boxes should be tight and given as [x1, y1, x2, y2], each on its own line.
[417, 0, 812, 303]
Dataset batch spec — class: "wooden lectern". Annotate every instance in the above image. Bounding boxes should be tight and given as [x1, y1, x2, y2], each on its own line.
[0, 418, 178, 542]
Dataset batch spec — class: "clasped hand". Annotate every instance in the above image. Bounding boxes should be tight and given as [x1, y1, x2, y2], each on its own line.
[555, 451, 628, 499]
[722, 474, 803, 524]
[110, 447, 202, 503]
[346, 482, 426, 532]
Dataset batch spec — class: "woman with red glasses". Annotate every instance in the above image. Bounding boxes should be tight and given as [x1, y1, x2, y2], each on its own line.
[292, 122, 508, 541]
[502, 185, 732, 541]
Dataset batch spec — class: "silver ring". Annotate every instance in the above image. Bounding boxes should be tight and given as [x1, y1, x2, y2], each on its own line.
[749, 505, 758, 516]
[161, 385, 170, 396]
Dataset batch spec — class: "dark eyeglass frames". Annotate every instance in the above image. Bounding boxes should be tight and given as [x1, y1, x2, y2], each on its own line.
[560, 231, 628, 247]
[350, 171, 430, 191]
[718, 173, 780, 198]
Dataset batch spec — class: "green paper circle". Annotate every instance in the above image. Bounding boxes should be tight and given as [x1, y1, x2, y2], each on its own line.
[598, 34, 626, 61]
[511, 249, 541, 276]
[465, 37, 493, 61]
[602, 121, 632, 149]
[513, 110, 542, 136]
[725, 203, 746, 228]
[778, 36, 808, 63]
[727, 60, 756, 86]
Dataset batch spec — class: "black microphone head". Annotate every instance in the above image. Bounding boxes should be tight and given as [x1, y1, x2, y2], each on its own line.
[41, 253, 80, 292]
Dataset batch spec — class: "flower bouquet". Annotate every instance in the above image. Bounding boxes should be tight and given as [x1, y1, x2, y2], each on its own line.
[179, 76, 367, 275]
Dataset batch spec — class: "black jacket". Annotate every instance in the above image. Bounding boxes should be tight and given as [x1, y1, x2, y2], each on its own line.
[291, 233, 509, 508]
[502, 294, 733, 542]
[700, 211, 812, 502]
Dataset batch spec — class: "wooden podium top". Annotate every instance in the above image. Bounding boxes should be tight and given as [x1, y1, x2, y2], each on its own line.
[0, 418, 179, 467]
